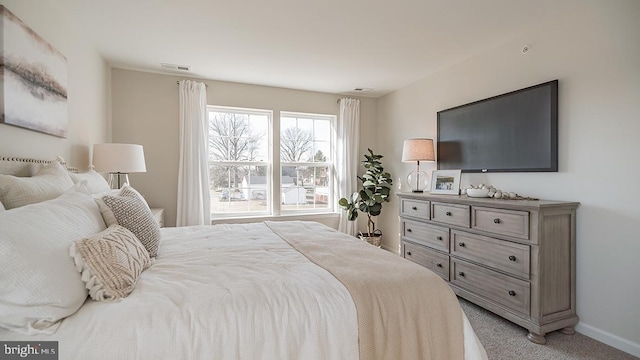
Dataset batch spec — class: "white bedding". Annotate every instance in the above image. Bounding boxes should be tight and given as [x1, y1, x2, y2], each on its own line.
[1, 222, 486, 360]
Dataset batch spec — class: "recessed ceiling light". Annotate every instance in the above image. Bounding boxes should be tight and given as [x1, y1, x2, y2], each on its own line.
[160, 63, 191, 71]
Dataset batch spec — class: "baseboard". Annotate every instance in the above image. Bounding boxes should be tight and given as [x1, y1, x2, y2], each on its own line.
[576, 322, 640, 357]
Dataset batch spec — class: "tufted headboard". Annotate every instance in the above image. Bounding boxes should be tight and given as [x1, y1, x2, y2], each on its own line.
[0, 156, 78, 176]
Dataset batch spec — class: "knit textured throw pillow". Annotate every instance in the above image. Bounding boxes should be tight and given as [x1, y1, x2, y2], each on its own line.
[70, 225, 151, 301]
[100, 186, 161, 257]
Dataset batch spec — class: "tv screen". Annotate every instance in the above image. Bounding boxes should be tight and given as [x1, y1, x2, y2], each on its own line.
[437, 80, 558, 173]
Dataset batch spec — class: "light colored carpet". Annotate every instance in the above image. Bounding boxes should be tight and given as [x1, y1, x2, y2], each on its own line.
[459, 298, 638, 360]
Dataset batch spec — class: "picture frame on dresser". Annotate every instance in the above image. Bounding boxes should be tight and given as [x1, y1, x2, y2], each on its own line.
[430, 169, 461, 195]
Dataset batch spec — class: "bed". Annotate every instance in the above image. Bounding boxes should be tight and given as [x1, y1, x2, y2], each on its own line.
[0, 156, 487, 360]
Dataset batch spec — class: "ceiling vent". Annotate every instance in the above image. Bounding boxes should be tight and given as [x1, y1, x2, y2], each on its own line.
[160, 63, 191, 71]
[353, 88, 372, 92]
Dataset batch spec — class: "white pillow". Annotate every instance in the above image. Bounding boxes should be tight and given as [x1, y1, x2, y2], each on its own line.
[68, 170, 110, 194]
[0, 162, 74, 209]
[0, 200, 5, 212]
[0, 186, 107, 334]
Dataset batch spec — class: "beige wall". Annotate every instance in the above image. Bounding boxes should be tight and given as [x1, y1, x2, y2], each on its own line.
[376, 1, 640, 356]
[0, 1, 109, 167]
[111, 69, 377, 228]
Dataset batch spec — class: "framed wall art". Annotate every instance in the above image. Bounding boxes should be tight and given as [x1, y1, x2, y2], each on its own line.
[430, 169, 461, 195]
[0, 5, 68, 138]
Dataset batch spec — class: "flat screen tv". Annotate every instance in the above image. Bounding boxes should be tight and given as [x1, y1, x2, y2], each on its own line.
[437, 80, 558, 173]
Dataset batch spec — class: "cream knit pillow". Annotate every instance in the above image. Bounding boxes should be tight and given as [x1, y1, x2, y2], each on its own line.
[70, 225, 151, 301]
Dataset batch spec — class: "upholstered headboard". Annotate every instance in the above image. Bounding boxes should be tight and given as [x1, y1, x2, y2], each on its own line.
[0, 156, 78, 176]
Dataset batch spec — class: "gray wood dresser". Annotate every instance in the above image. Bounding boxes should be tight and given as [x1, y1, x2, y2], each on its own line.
[397, 192, 578, 344]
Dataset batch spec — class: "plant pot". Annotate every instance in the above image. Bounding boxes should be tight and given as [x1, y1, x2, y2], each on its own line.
[359, 230, 382, 248]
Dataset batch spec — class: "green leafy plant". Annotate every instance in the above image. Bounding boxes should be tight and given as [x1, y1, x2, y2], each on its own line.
[338, 148, 393, 236]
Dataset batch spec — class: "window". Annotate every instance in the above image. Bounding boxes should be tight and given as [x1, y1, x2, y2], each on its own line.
[280, 112, 334, 213]
[208, 107, 335, 218]
[208, 106, 271, 217]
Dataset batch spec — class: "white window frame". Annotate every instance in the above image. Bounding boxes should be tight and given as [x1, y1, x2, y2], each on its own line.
[279, 111, 336, 215]
[207, 106, 337, 219]
[208, 105, 273, 219]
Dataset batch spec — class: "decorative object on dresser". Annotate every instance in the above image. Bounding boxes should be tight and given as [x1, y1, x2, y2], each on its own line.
[0, 6, 68, 138]
[463, 184, 539, 200]
[398, 192, 578, 345]
[401, 138, 435, 193]
[338, 148, 393, 247]
[465, 187, 490, 198]
[92, 143, 147, 189]
[430, 169, 462, 195]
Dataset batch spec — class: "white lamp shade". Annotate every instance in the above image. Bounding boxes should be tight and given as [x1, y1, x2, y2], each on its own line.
[402, 138, 435, 162]
[92, 143, 147, 173]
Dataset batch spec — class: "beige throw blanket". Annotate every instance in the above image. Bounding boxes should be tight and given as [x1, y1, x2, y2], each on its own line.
[266, 221, 464, 360]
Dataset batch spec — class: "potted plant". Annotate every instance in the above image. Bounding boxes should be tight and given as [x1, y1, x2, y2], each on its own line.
[338, 148, 393, 247]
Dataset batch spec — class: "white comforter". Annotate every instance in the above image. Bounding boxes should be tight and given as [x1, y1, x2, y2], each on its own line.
[1, 222, 486, 360]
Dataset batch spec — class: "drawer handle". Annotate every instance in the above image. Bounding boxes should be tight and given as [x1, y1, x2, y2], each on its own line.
[494, 218, 501, 224]
[459, 242, 466, 247]
[446, 211, 452, 216]
[508, 290, 516, 297]
[509, 255, 517, 261]
[458, 271, 465, 277]
[437, 236, 443, 241]
[407, 228, 412, 233]
[412, 206, 418, 210]
[436, 263, 443, 268]
[406, 251, 412, 256]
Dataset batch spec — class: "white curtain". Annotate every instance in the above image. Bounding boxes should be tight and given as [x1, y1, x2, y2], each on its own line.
[177, 80, 211, 226]
[337, 98, 360, 236]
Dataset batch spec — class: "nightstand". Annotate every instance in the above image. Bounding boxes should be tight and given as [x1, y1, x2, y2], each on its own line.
[150, 208, 165, 228]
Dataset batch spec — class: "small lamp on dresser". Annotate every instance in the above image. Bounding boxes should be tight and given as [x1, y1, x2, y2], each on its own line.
[402, 138, 435, 193]
[92, 143, 147, 189]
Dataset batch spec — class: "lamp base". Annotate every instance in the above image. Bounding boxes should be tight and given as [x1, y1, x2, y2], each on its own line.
[108, 172, 130, 189]
[407, 169, 430, 193]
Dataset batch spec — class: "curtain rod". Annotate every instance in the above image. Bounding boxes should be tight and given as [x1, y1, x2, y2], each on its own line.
[176, 81, 208, 87]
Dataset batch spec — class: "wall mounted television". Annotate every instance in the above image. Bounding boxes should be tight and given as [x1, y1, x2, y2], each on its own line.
[437, 80, 558, 173]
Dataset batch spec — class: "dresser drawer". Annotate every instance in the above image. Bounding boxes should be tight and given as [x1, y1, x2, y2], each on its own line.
[401, 199, 430, 219]
[451, 259, 530, 316]
[451, 230, 530, 278]
[431, 202, 470, 228]
[402, 220, 449, 252]
[404, 241, 449, 281]
[472, 206, 529, 240]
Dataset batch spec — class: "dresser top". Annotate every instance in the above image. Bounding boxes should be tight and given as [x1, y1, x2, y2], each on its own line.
[397, 192, 579, 211]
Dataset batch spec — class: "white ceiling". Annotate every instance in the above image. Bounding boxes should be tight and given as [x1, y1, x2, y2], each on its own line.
[61, 0, 583, 98]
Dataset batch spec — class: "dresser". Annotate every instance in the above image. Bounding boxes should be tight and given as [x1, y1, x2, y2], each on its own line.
[397, 192, 578, 344]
